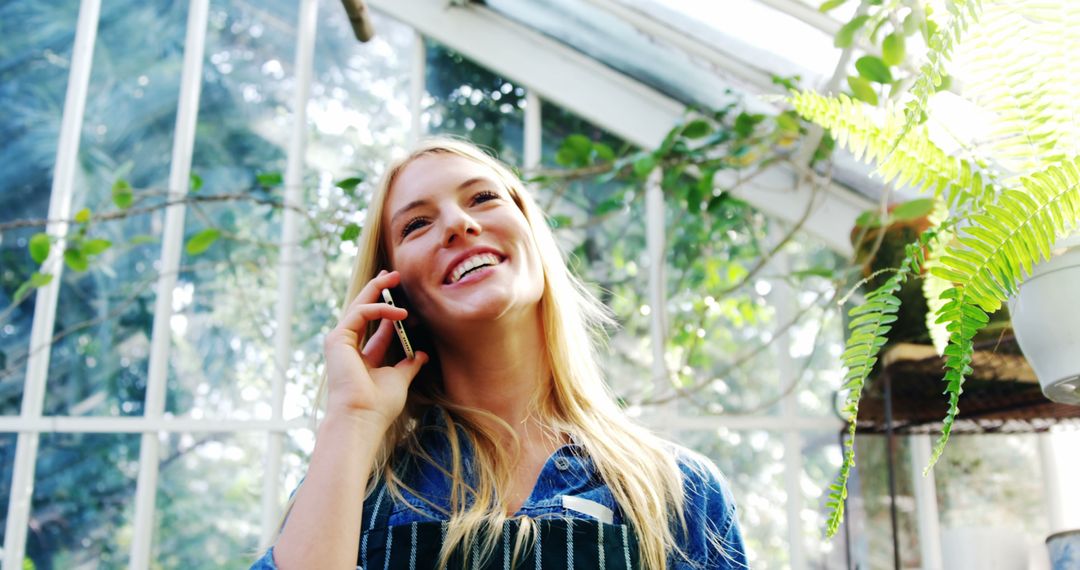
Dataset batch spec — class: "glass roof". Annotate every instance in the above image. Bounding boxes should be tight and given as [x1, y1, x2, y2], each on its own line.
[481, 0, 886, 202]
[484, 0, 846, 103]
[484, 0, 738, 110]
[629, 0, 844, 84]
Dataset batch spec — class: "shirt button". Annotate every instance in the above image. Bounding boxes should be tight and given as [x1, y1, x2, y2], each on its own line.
[554, 457, 571, 471]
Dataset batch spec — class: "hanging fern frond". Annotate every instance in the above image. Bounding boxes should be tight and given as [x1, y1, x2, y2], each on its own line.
[898, 0, 983, 142]
[924, 156, 1080, 470]
[930, 156, 1080, 312]
[825, 229, 939, 538]
[789, 91, 998, 210]
[956, 0, 1080, 176]
[922, 198, 954, 354]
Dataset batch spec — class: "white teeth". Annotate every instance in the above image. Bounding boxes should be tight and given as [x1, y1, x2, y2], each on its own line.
[449, 253, 501, 283]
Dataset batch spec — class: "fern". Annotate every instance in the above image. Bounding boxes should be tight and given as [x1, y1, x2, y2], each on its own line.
[825, 230, 938, 538]
[806, 0, 1080, 541]
[924, 156, 1080, 470]
[922, 198, 954, 354]
[956, 1, 1080, 175]
[790, 91, 998, 210]
[898, 0, 983, 142]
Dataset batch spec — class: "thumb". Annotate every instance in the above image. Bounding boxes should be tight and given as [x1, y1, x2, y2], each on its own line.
[394, 351, 429, 384]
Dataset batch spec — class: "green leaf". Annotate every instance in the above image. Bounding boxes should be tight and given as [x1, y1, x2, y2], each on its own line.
[257, 172, 283, 187]
[13, 272, 54, 304]
[855, 56, 893, 84]
[29, 233, 51, 264]
[733, 113, 764, 138]
[548, 214, 572, 229]
[129, 234, 159, 246]
[791, 267, 835, 280]
[902, 11, 920, 35]
[340, 222, 361, 241]
[64, 248, 89, 272]
[633, 155, 657, 178]
[892, 198, 935, 221]
[112, 179, 134, 209]
[776, 110, 801, 133]
[882, 32, 906, 66]
[335, 176, 365, 196]
[190, 172, 203, 192]
[682, 119, 712, 139]
[83, 238, 112, 256]
[74, 208, 91, 224]
[846, 75, 879, 106]
[835, 15, 870, 48]
[593, 142, 616, 162]
[594, 196, 625, 216]
[557, 134, 593, 167]
[819, 0, 849, 13]
[929, 264, 967, 283]
[854, 209, 885, 228]
[185, 228, 221, 256]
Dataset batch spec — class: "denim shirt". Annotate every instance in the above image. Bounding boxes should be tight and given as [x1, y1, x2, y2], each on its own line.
[251, 410, 747, 569]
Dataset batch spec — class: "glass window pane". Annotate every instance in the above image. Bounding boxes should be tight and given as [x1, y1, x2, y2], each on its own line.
[774, 232, 846, 419]
[0, 433, 16, 546]
[151, 432, 264, 566]
[26, 433, 140, 568]
[281, 10, 418, 420]
[800, 430, 847, 568]
[679, 428, 788, 569]
[535, 100, 650, 400]
[934, 434, 1049, 560]
[42, 1, 189, 417]
[166, 0, 299, 420]
[848, 434, 920, 569]
[0, 0, 80, 415]
[424, 39, 525, 166]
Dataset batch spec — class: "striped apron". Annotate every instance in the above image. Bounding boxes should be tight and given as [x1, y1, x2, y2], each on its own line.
[357, 484, 642, 569]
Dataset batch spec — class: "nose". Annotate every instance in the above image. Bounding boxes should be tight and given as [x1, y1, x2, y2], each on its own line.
[442, 208, 481, 246]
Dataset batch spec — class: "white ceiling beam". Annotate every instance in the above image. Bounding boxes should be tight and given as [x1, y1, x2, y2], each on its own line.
[753, 0, 843, 37]
[368, 0, 873, 255]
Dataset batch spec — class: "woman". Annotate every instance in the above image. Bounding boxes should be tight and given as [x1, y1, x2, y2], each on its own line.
[252, 138, 747, 569]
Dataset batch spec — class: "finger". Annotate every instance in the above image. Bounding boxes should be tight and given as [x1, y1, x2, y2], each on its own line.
[360, 317, 396, 363]
[347, 270, 401, 310]
[334, 303, 407, 341]
[393, 350, 430, 386]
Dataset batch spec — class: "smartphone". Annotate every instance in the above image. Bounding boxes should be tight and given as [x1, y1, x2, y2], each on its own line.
[381, 287, 415, 359]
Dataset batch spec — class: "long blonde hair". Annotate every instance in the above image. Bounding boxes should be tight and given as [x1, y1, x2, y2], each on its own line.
[314, 137, 695, 569]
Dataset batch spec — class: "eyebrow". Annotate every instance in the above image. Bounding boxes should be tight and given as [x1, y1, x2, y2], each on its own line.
[388, 176, 496, 228]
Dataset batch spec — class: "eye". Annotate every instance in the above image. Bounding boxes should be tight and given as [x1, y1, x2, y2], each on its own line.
[400, 217, 429, 238]
[472, 190, 501, 204]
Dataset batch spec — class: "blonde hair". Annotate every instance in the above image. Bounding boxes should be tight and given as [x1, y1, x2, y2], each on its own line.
[310, 137, 695, 569]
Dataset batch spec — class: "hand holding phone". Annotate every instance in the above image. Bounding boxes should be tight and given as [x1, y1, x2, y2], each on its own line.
[381, 288, 415, 359]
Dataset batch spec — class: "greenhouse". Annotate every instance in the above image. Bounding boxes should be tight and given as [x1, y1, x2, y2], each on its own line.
[1, 0, 1079, 568]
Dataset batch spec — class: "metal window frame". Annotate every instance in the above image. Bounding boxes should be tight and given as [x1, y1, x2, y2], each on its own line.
[1, 0, 102, 566]
[259, 0, 321, 549]
[128, 0, 210, 566]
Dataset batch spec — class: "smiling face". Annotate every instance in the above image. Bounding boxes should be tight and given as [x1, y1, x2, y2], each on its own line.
[381, 153, 545, 331]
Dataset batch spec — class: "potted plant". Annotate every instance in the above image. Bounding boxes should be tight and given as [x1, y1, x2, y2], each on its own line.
[1008, 232, 1080, 404]
[789, 0, 1080, 535]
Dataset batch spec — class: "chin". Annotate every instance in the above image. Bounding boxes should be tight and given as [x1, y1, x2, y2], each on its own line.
[443, 285, 541, 323]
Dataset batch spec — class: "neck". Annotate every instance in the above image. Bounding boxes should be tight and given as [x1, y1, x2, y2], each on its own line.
[432, 305, 551, 430]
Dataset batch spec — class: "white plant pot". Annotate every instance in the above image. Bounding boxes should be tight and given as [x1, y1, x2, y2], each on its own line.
[1008, 233, 1080, 405]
